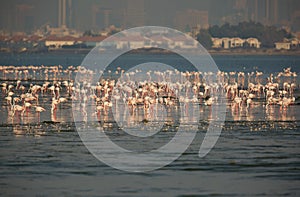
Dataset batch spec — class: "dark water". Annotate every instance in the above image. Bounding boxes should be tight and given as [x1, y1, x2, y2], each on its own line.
[1, 52, 300, 73]
[0, 52, 300, 196]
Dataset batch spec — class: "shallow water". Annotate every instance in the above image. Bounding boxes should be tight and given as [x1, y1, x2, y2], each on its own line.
[0, 54, 300, 196]
[1, 86, 299, 196]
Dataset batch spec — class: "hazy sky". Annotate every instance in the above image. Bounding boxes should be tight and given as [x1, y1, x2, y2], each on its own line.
[0, 0, 299, 33]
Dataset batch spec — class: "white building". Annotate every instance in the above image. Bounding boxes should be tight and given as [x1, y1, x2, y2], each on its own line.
[211, 38, 223, 48]
[221, 38, 231, 49]
[290, 38, 300, 47]
[212, 37, 261, 49]
[44, 36, 76, 48]
[246, 38, 261, 48]
[230, 37, 245, 48]
[275, 42, 291, 50]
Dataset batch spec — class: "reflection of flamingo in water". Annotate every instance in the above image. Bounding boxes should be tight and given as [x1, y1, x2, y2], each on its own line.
[278, 97, 295, 110]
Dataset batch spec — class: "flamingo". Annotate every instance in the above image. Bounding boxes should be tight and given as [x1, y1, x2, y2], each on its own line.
[34, 106, 46, 121]
[21, 102, 32, 116]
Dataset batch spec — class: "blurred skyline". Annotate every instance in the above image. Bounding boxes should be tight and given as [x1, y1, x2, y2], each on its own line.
[0, 0, 300, 33]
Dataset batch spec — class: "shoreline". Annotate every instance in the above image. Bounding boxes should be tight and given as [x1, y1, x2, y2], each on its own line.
[1, 48, 300, 56]
[208, 49, 300, 56]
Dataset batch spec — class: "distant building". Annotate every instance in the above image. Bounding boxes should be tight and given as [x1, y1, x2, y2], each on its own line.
[275, 38, 299, 50]
[77, 36, 107, 47]
[44, 35, 76, 48]
[91, 5, 112, 30]
[127, 35, 147, 49]
[58, 0, 73, 28]
[290, 38, 300, 48]
[249, 0, 279, 25]
[148, 35, 169, 48]
[246, 38, 261, 48]
[275, 42, 291, 50]
[231, 37, 245, 48]
[58, 0, 67, 28]
[46, 25, 81, 37]
[174, 9, 209, 32]
[94, 33, 198, 50]
[211, 38, 223, 48]
[168, 35, 197, 49]
[221, 38, 231, 49]
[212, 37, 261, 49]
[15, 4, 34, 33]
[123, 0, 145, 27]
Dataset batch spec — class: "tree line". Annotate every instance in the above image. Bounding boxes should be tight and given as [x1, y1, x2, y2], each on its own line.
[197, 21, 293, 48]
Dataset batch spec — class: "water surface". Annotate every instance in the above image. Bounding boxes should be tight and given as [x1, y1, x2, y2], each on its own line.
[0, 53, 299, 196]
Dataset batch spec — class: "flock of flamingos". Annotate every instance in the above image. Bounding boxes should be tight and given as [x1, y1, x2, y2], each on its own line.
[0, 64, 299, 123]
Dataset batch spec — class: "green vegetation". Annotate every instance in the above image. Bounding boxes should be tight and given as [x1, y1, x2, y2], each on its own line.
[196, 29, 213, 48]
[197, 21, 293, 48]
